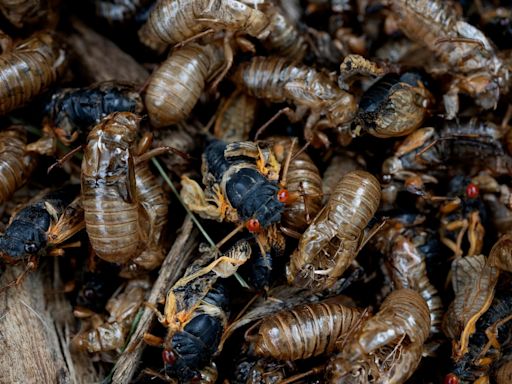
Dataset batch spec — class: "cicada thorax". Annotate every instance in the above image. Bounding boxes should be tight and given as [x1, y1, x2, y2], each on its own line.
[203, 139, 285, 229]
[222, 165, 283, 228]
[45, 81, 143, 146]
[248, 300, 368, 361]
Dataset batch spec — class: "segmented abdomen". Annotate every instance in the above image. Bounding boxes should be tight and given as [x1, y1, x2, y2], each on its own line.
[145, 42, 225, 128]
[262, 7, 306, 61]
[132, 162, 168, 270]
[284, 152, 322, 232]
[233, 57, 309, 102]
[252, 301, 366, 361]
[82, 183, 140, 263]
[0, 127, 35, 204]
[388, 0, 488, 72]
[136, 162, 168, 241]
[233, 56, 343, 110]
[0, 32, 67, 116]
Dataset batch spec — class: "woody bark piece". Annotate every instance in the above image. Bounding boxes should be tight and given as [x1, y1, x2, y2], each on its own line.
[48, 260, 104, 384]
[0, 263, 100, 384]
[67, 19, 149, 85]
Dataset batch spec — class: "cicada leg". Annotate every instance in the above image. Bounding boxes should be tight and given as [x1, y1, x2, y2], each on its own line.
[26, 135, 57, 156]
[468, 211, 485, 256]
[479, 314, 512, 359]
[173, 28, 214, 49]
[208, 32, 234, 92]
[174, 255, 247, 288]
[0, 256, 38, 293]
[143, 333, 165, 347]
[47, 144, 84, 174]
[145, 301, 168, 326]
[440, 219, 468, 258]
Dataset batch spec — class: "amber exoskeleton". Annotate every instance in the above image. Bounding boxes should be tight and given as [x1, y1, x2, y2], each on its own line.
[0, 31, 67, 116]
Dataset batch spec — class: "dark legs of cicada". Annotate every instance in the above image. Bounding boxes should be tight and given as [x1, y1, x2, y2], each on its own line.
[135, 132, 191, 163]
[254, 107, 308, 141]
[208, 32, 235, 93]
[173, 28, 215, 49]
[279, 138, 296, 190]
[47, 144, 84, 174]
[48, 131, 190, 174]
[254, 108, 295, 140]
[135, 145, 191, 164]
[46, 241, 82, 257]
[435, 37, 486, 50]
[277, 364, 326, 384]
[481, 313, 512, 356]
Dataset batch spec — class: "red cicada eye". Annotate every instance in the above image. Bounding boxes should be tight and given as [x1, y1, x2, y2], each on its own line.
[162, 350, 176, 365]
[246, 218, 261, 233]
[465, 183, 479, 199]
[444, 373, 459, 384]
[277, 188, 289, 203]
